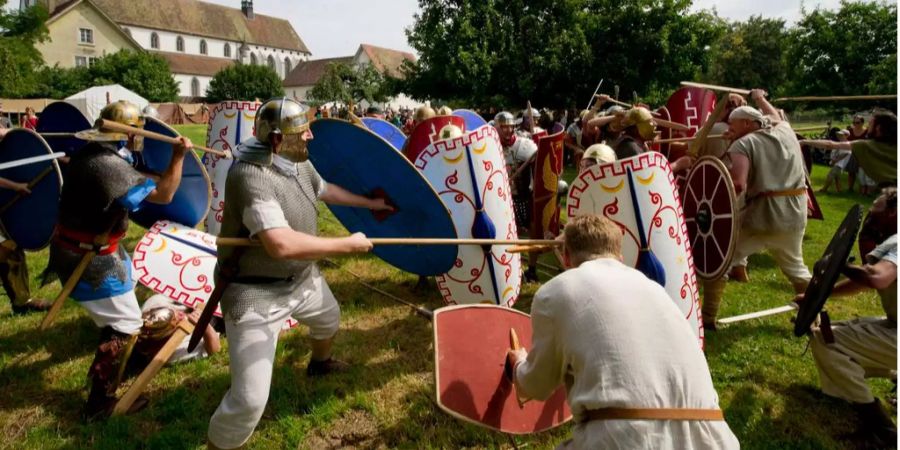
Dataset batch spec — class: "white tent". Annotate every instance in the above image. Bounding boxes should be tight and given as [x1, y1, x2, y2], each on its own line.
[64, 84, 149, 122]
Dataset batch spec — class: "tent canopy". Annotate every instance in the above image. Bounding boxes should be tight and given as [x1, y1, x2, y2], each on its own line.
[64, 84, 149, 123]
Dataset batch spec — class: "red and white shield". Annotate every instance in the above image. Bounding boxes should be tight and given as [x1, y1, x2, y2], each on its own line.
[531, 131, 565, 239]
[567, 153, 703, 345]
[403, 116, 466, 162]
[433, 304, 572, 434]
[414, 126, 522, 306]
[203, 101, 260, 235]
[133, 220, 297, 329]
[682, 156, 739, 281]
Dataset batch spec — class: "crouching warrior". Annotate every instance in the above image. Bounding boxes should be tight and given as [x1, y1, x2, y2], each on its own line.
[49, 100, 192, 419]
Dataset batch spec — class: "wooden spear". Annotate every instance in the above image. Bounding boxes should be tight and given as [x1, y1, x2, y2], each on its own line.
[95, 120, 230, 158]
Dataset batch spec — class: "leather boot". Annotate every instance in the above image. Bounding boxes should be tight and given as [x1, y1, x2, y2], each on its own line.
[853, 399, 897, 447]
[728, 265, 749, 283]
[83, 327, 142, 421]
[702, 279, 727, 331]
[306, 357, 350, 377]
[0, 246, 49, 314]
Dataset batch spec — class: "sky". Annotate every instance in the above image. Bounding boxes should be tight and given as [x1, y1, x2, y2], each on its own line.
[4, 0, 895, 58]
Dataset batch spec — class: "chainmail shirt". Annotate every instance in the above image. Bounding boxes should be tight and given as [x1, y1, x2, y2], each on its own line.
[217, 153, 326, 321]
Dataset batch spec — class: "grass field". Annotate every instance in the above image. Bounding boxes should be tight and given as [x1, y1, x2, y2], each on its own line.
[0, 126, 890, 449]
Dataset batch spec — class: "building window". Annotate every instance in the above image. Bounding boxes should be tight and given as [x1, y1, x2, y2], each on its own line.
[150, 32, 159, 49]
[75, 56, 88, 67]
[79, 28, 93, 44]
[284, 57, 291, 75]
[223, 43, 231, 58]
[176, 36, 185, 52]
[250, 53, 257, 65]
[267, 55, 275, 71]
[200, 39, 208, 55]
[191, 78, 200, 97]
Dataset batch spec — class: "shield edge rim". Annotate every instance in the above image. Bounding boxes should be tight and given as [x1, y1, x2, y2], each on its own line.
[431, 304, 573, 434]
[0, 128, 64, 250]
[140, 117, 213, 229]
[684, 155, 739, 281]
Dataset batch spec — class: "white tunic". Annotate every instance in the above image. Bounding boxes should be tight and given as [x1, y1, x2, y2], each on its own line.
[516, 258, 740, 449]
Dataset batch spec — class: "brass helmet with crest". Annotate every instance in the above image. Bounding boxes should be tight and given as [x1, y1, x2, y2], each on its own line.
[621, 107, 657, 140]
[75, 100, 145, 142]
[255, 97, 312, 142]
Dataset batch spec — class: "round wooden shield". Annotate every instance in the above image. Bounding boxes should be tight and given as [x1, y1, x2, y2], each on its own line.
[203, 101, 259, 235]
[452, 109, 487, 131]
[133, 220, 298, 330]
[130, 118, 212, 229]
[0, 129, 63, 250]
[794, 204, 863, 337]
[360, 117, 406, 151]
[403, 116, 466, 162]
[433, 304, 572, 434]
[308, 119, 458, 276]
[682, 156, 738, 281]
[35, 101, 91, 156]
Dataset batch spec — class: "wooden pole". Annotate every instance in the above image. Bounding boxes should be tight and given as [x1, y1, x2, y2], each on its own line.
[41, 250, 95, 330]
[655, 134, 725, 144]
[508, 329, 530, 407]
[215, 237, 563, 247]
[97, 120, 230, 158]
[112, 320, 193, 415]
[37, 132, 78, 138]
[773, 95, 897, 102]
[680, 82, 751, 95]
[688, 93, 730, 158]
[594, 95, 689, 131]
[0, 165, 55, 215]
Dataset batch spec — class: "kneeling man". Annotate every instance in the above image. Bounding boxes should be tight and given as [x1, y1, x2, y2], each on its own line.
[508, 215, 739, 449]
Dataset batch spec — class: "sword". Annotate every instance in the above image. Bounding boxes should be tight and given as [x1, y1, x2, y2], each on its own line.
[718, 303, 798, 325]
[585, 79, 604, 111]
[0, 152, 65, 171]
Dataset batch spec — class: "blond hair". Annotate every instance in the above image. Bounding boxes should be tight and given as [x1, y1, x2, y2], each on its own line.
[564, 215, 622, 264]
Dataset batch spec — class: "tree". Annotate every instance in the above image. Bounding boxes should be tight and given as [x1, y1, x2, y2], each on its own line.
[786, 1, 897, 96]
[403, 0, 724, 108]
[206, 64, 284, 103]
[306, 62, 392, 105]
[86, 50, 178, 102]
[0, 3, 49, 98]
[704, 17, 789, 95]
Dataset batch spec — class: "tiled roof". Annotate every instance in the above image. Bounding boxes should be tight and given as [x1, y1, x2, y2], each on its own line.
[157, 51, 235, 77]
[89, 0, 310, 53]
[283, 56, 354, 87]
[358, 43, 416, 78]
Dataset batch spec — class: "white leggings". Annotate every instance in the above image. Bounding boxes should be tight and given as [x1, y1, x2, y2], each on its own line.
[207, 268, 340, 449]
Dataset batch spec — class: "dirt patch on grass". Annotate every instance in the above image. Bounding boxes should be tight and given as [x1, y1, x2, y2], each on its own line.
[301, 409, 386, 450]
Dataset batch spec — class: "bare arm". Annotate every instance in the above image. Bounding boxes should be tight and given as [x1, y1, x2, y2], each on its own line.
[255, 227, 372, 260]
[750, 89, 779, 118]
[0, 177, 30, 194]
[799, 139, 853, 151]
[145, 137, 192, 204]
[843, 260, 897, 290]
[728, 152, 750, 195]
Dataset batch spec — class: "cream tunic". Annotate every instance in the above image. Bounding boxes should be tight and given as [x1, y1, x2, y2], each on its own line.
[516, 258, 739, 449]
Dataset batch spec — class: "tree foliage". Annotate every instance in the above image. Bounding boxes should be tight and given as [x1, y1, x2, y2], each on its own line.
[786, 1, 897, 96]
[86, 50, 178, 101]
[307, 62, 392, 105]
[704, 17, 789, 95]
[206, 64, 284, 103]
[0, 3, 49, 98]
[403, 0, 725, 108]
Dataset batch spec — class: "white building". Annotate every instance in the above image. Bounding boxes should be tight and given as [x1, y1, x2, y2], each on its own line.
[31, 0, 311, 99]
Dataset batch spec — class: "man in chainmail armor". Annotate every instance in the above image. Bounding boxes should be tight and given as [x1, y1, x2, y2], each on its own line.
[206, 97, 391, 450]
[49, 100, 192, 419]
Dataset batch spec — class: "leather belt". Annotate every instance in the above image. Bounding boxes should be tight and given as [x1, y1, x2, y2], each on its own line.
[755, 188, 807, 198]
[582, 407, 725, 422]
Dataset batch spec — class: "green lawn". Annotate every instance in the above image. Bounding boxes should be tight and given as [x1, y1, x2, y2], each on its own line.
[0, 130, 890, 449]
